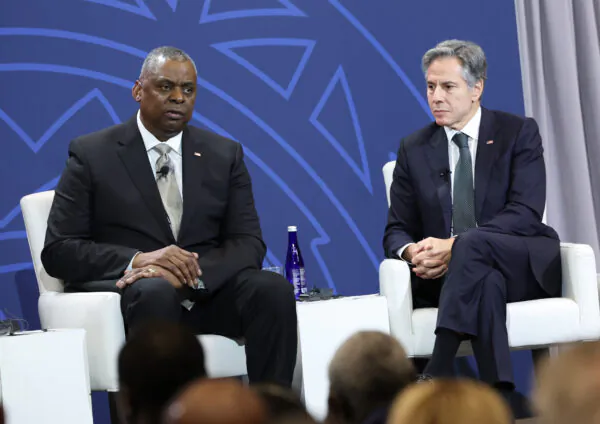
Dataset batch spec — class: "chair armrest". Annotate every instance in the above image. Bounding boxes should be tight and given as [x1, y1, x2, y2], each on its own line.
[38, 292, 125, 391]
[560, 242, 600, 339]
[379, 259, 414, 352]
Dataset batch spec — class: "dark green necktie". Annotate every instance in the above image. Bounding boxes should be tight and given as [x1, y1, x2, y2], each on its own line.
[452, 132, 476, 234]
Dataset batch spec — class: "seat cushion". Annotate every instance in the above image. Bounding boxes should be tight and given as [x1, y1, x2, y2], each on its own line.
[198, 334, 247, 377]
[410, 298, 581, 356]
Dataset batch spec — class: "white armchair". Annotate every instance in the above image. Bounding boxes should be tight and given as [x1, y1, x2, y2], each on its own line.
[20, 190, 247, 394]
[380, 161, 600, 358]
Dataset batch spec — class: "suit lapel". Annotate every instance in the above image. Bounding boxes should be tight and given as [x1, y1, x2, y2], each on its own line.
[116, 116, 175, 244]
[178, 127, 207, 242]
[425, 126, 452, 235]
[474, 108, 500, 218]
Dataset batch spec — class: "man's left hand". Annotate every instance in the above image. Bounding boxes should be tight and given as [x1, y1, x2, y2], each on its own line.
[116, 265, 183, 289]
[411, 237, 455, 279]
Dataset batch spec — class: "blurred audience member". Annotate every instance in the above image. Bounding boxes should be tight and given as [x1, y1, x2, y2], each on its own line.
[534, 341, 600, 424]
[325, 331, 416, 424]
[163, 378, 266, 424]
[387, 379, 511, 424]
[117, 321, 206, 424]
[253, 383, 314, 423]
[274, 415, 318, 424]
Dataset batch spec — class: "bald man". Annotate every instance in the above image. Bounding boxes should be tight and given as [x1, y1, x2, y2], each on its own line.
[163, 379, 267, 424]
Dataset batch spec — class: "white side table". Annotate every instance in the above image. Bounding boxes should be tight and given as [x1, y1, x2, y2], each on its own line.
[0, 329, 93, 424]
[296, 295, 390, 420]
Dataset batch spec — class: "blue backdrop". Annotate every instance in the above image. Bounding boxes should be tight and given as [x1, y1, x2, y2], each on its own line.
[1, 1, 531, 422]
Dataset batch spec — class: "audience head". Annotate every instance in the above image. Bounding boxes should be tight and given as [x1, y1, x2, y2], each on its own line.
[534, 341, 600, 424]
[387, 379, 512, 424]
[326, 331, 416, 424]
[117, 321, 206, 424]
[253, 383, 313, 423]
[163, 378, 266, 424]
[274, 415, 318, 424]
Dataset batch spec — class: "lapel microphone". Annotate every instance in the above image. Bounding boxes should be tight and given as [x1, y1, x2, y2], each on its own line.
[440, 168, 451, 183]
[156, 165, 170, 179]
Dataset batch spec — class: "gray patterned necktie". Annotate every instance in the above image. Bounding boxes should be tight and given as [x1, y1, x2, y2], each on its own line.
[154, 143, 182, 239]
[452, 132, 476, 234]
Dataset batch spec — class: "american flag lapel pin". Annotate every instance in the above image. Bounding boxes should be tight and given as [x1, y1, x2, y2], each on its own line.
[486, 140, 494, 145]
[194, 152, 202, 157]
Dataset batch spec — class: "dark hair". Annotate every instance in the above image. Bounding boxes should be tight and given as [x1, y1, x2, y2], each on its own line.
[118, 321, 206, 421]
[253, 384, 311, 422]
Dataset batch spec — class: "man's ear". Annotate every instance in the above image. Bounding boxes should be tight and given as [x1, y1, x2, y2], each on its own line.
[132, 80, 142, 102]
[472, 79, 484, 103]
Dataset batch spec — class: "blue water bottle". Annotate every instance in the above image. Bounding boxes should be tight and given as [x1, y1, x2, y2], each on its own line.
[285, 226, 307, 298]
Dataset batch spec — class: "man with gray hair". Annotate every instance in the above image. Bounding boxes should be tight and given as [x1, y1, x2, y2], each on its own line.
[325, 331, 416, 424]
[42, 46, 298, 386]
[383, 40, 560, 418]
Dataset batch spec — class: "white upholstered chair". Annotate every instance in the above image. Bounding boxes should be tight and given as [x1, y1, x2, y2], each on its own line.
[20, 190, 247, 395]
[380, 160, 600, 358]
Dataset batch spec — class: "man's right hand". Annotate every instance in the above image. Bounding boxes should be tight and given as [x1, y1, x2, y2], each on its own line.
[402, 243, 425, 263]
[408, 237, 454, 280]
[133, 245, 201, 287]
[116, 264, 182, 289]
[403, 244, 446, 279]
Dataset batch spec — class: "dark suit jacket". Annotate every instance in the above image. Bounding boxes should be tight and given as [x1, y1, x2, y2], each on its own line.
[383, 108, 561, 295]
[42, 116, 266, 293]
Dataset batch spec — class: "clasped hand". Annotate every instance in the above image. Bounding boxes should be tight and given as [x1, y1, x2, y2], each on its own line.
[405, 237, 454, 280]
[116, 245, 202, 289]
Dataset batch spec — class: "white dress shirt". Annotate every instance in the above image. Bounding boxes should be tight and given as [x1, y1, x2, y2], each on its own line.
[396, 107, 481, 260]
[137, 110, 184, 199]
[128, 112, 201, 308]
[125, 111, 184, 271]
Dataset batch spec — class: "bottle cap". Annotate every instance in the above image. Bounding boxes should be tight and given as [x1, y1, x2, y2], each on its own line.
[287, 226, 297, 232]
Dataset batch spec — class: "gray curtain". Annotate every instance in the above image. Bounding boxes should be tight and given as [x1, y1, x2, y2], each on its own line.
[515, 0, 600, 261]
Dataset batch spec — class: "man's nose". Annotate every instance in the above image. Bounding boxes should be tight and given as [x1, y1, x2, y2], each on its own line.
[169, 87, 184, 103]
[431, 86, 444, 102]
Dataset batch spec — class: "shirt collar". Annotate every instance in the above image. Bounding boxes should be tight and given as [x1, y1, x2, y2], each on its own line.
[443, 106, 482, 143]
[136, 110, 182, 155]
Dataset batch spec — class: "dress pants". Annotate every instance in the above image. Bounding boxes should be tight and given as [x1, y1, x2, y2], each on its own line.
[66, 269, 298, 387]
[413, 229, 556, 385]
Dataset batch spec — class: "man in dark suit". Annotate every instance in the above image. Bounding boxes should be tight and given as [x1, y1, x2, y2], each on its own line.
[42, 46, 298, 386]
[383, 40, 561, 414]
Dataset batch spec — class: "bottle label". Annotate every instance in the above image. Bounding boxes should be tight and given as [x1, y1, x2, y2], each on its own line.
[291, 268, 307, 295]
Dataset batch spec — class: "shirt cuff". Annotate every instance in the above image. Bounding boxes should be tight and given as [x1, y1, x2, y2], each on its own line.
[181, 300, 195, 310]
[125, 252, 142, 273]
[193, 278, 206, 290]
[397, 243, 415, 264]
[183, 278, 206, 311]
